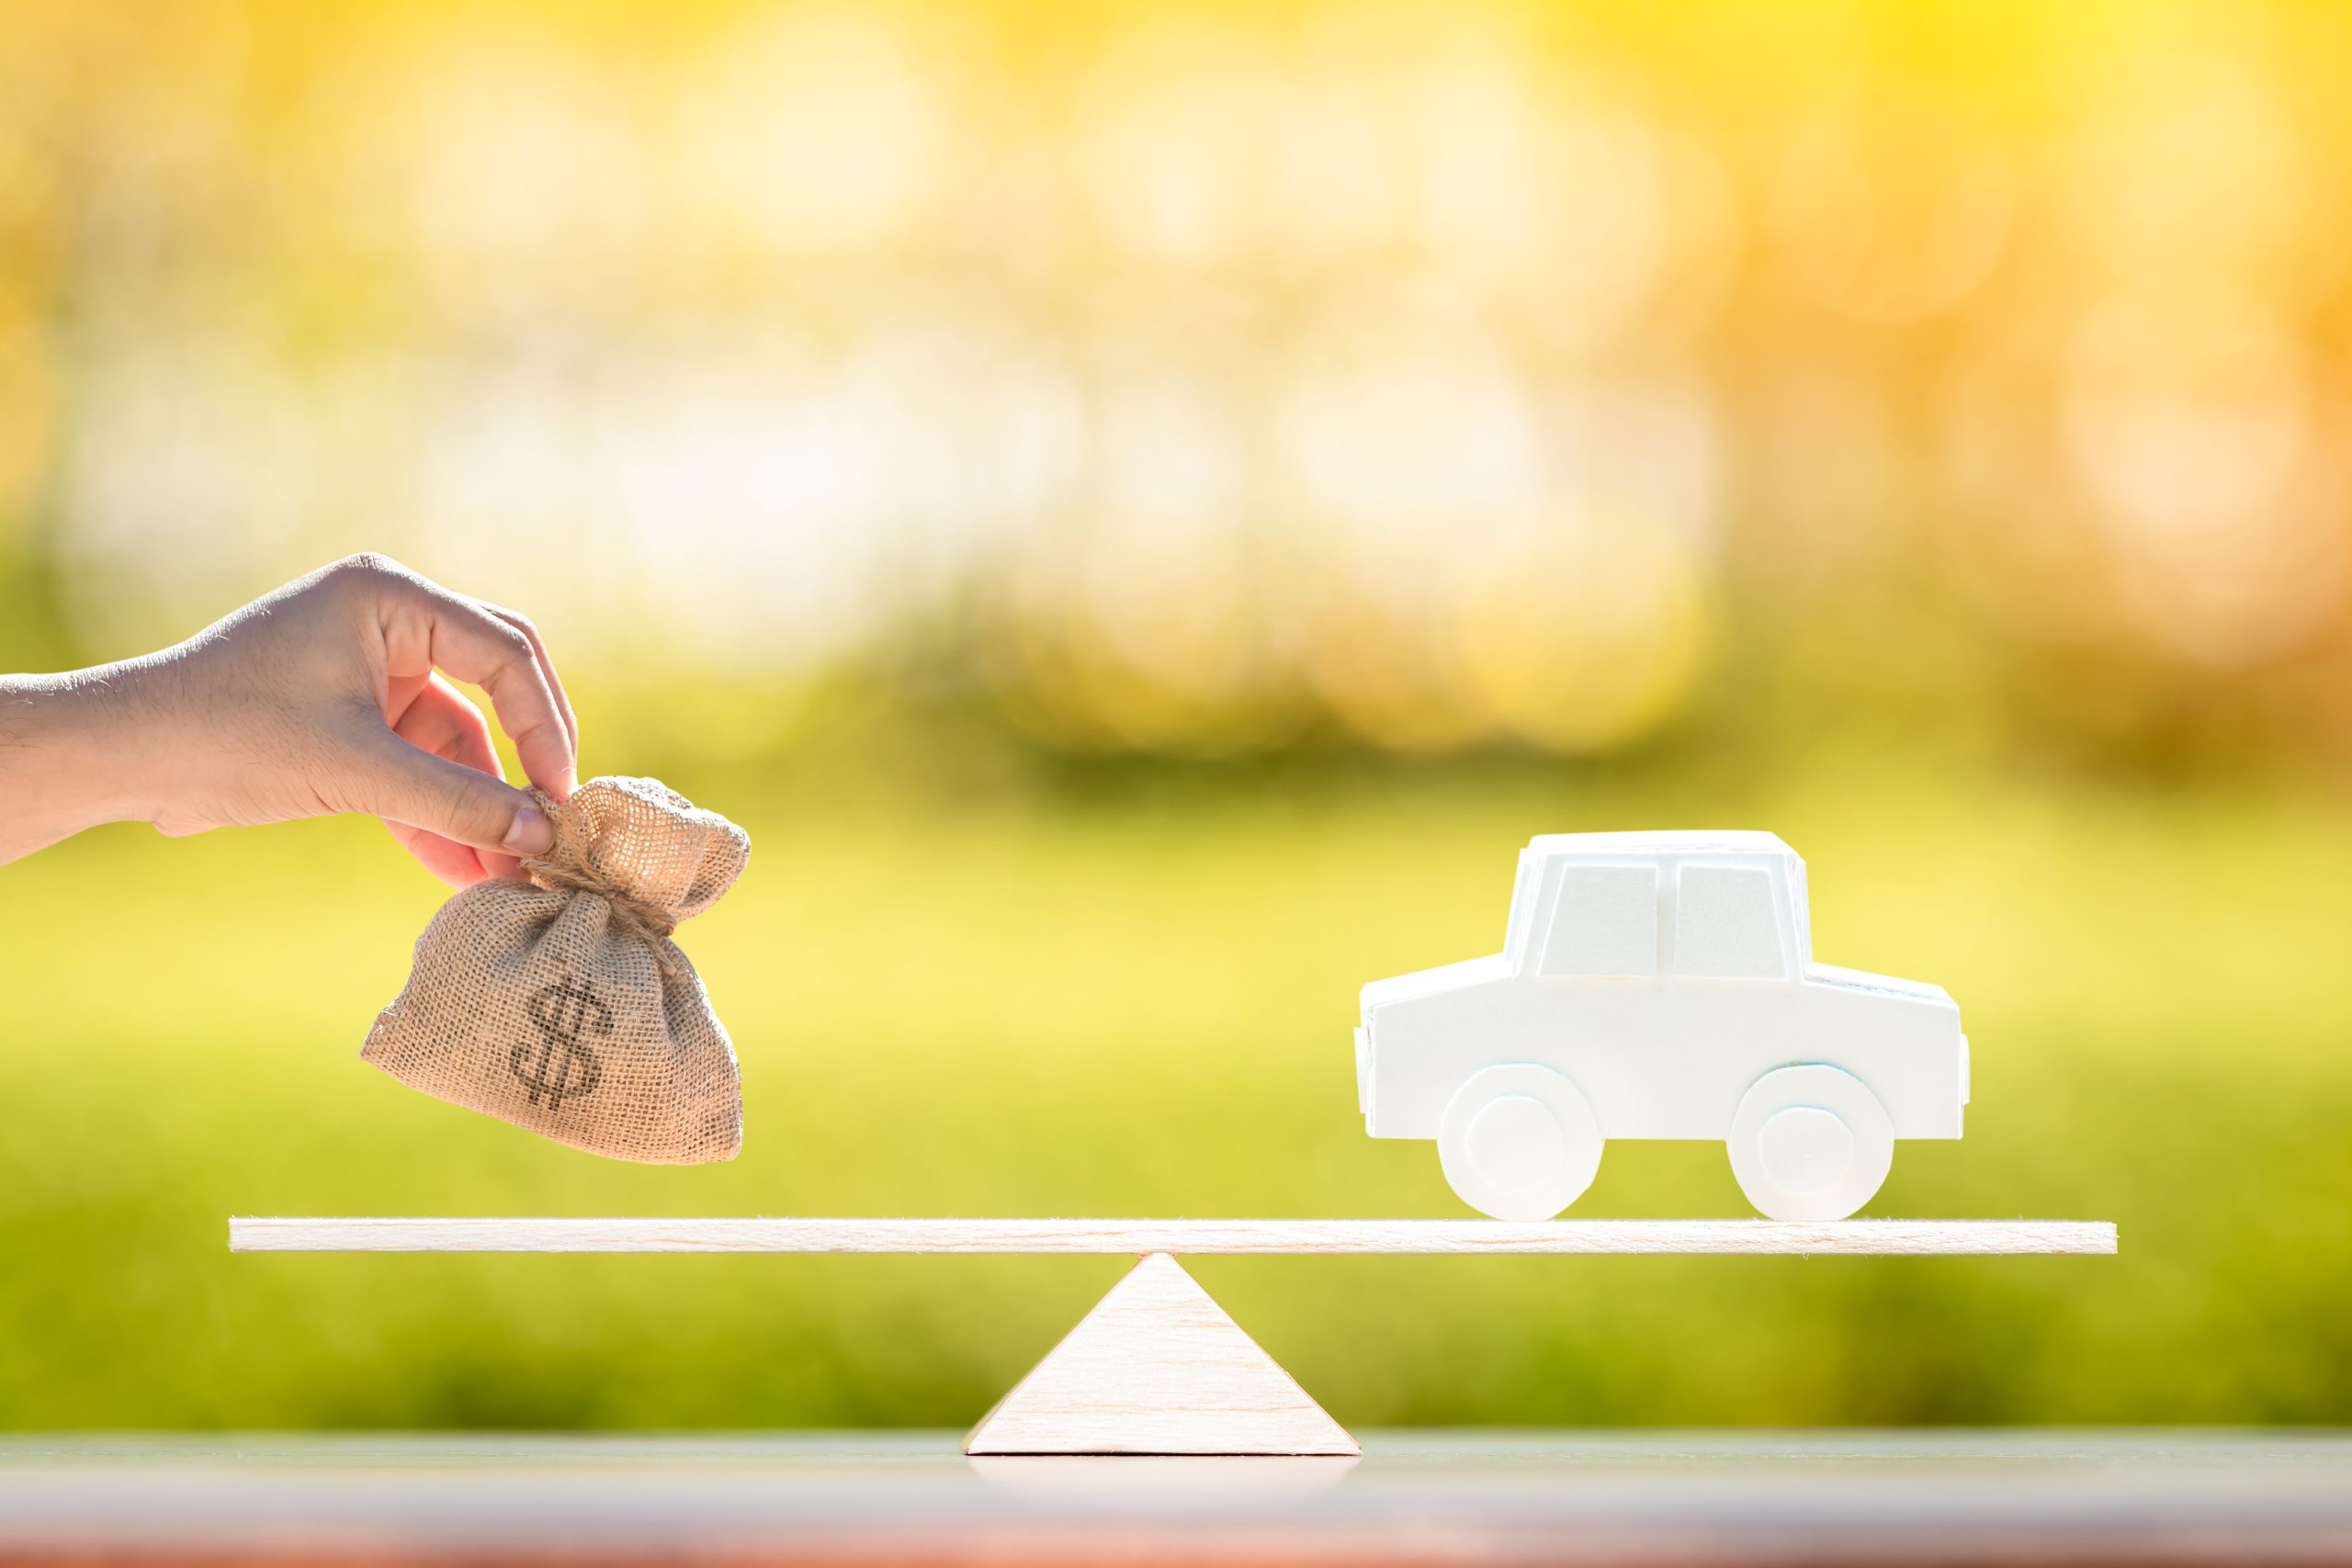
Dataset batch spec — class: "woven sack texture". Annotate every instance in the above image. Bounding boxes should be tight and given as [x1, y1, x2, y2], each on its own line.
[362, 775, 749, 1163]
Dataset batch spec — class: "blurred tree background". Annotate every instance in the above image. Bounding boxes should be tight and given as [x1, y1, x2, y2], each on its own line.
[3, 0, 2351, 1428]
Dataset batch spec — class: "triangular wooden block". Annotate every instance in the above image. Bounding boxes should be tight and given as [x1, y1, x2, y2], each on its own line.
[965, 1252, 1359, 1456]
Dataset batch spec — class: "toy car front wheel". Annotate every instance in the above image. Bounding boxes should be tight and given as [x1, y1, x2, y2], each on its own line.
[1439, 1064, 1603, 1221]
[1726, 1065, 1894, 1221]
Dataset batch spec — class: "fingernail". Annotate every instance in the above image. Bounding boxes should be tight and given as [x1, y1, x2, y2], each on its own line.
[503, 805, 553, 856]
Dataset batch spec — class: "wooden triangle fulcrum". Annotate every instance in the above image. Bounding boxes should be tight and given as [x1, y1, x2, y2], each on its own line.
[964, 1252, 1358, 1456]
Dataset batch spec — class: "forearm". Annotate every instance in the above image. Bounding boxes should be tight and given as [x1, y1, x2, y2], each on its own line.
[4, 558, 572, 882]
[0, 663, 164, 864]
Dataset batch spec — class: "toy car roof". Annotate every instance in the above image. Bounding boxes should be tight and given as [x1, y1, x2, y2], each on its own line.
[1522, 830, 1798, 860]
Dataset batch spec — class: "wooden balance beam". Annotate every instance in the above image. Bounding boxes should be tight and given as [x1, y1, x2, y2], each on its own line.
[232, 1216, 2113, 1255]
[230, 1216, 2116, 1457]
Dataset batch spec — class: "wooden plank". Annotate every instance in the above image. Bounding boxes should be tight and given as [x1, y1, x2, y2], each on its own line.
[230, 1216, 2116, 1256]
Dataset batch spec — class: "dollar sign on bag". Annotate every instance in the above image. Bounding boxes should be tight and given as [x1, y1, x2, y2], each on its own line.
[513, 976, 610, 1111]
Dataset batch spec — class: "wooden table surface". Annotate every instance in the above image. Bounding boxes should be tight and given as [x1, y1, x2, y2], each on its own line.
[2, 1430, 2346, 1566]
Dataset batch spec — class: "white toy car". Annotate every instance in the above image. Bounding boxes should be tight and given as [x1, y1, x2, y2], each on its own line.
[1355, 831, 1966, 1222]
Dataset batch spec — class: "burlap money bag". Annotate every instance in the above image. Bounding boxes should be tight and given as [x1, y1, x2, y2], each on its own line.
[362, 775, 750, 1163]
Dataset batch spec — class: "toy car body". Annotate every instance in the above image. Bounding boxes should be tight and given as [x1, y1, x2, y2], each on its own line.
[1354, 831, 1967, 1221]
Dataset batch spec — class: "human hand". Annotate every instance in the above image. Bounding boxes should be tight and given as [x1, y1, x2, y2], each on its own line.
[0, 555, 577, 886]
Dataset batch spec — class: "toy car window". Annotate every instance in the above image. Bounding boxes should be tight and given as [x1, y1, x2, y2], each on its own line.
[1538, 864, 1658, 977]
[1674, 864, 1784, 978]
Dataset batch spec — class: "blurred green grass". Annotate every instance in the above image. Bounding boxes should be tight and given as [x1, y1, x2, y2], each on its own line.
[3, 754, 2348, 1427]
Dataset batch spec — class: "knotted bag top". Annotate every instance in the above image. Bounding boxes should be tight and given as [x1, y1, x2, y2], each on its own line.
[517, 776, 751, 959]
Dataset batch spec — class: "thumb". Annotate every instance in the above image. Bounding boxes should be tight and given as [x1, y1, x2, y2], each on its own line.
[340, 727, 557, 859]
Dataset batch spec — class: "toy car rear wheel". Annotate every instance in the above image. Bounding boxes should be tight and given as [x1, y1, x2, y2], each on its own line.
[1727, 1065, 1894, 1221]
[1439, 1065, 1603, 1221]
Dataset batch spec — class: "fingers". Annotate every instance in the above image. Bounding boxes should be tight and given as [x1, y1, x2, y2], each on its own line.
[373, 575, 578, 799]
[477, 601, 579, 768]
[384, 818, 504, 891]
[386, 675, 526, 886]
[339, 719, 557, 863]
[391, 672, 505, 781]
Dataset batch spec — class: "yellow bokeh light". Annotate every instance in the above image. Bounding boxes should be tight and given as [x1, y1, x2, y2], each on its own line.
[1772, 97, 2016, 323]
[2063, 278, 2343, 666]
[1454, 513, 1713, 754]
[5, 0, 2351, 759]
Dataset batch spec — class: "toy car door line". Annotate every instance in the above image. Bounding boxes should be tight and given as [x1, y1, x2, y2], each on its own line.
[1354, 831, 1970, 1222]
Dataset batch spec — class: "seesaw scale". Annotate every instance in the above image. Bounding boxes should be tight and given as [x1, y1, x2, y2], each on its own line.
[230, 1216, 2114, 1457]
